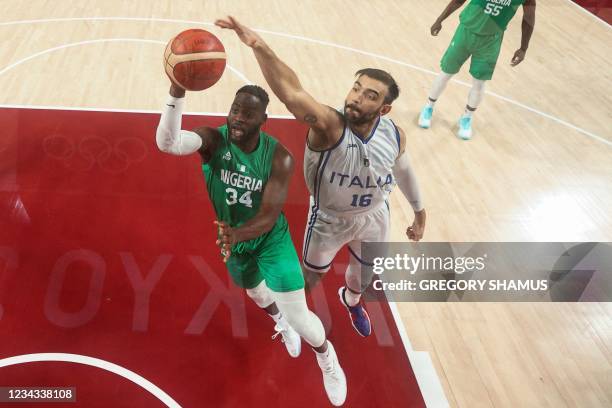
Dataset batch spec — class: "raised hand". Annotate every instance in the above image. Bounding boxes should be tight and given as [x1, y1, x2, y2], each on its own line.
[215, 16, 264, 48]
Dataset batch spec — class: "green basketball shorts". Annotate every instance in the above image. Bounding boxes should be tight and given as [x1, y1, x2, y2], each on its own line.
[440, 23, 504, 81]
[225, 216, 304, 292]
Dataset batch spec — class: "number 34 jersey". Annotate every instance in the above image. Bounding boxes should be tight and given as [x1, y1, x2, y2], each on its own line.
[303, 116, 401, 217]
[202, 124, 277, 228]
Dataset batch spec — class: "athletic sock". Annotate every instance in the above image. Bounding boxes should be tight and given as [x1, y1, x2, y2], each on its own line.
[464, 107, 475, 118]
[270, 312, 289, 330]
[314, 341, 330, 359]
[343, 288, 361, 307]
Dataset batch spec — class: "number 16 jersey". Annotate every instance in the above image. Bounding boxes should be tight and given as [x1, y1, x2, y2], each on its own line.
[303, 115, 400, 217]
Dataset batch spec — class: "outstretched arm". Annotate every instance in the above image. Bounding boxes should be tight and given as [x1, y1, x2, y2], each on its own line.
[511, 0, 536, 66]
[431, 0, 467, 36]
[392, 127, 426, 241]
[156, 83, 221, 161]
[215, 144, 294, 261]
[215, 16, 344, 150]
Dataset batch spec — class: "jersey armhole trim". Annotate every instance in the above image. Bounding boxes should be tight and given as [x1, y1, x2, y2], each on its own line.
[390, 119, 401, 152]
[306, 125, 346, 153]
[306, 112, 347, 152]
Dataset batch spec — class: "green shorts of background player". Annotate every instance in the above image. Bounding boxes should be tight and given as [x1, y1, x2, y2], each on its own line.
[155, 79, 346, 406]
[418, 0, 537, 140]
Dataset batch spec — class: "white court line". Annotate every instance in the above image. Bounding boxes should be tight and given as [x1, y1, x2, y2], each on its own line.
[564, 0, 612, 29]
[0, 16, 609, 147]
[0, 103, 294, 119]
[227, 65, 253, 84]
[0, 353, 182, 408]
[388, 301, 450, 407]
[485, 90, 612, 147]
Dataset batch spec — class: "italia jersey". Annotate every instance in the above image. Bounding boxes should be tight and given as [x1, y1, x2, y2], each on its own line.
[460, 0, 526, 35]
[304, 116, 400, 217]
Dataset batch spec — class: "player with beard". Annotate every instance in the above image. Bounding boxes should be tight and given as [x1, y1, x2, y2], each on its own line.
[156, 82, 347, 406]
[216, 16, 427, 338]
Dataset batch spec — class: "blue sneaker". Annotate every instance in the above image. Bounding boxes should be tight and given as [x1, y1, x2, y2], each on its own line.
[338, 286, 371, 337]
[458, 115, 473, 140]
[418, 106, 434, 129]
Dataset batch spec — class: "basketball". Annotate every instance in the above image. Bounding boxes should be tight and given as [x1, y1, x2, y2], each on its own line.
[163, 29, 226, 91]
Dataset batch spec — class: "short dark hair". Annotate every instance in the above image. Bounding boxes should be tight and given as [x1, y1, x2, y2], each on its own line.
[236, 85, 270, 109]
[355, 68, 400, 104]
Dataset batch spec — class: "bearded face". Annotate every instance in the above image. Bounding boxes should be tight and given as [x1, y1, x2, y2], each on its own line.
[343, 75, 390, 126]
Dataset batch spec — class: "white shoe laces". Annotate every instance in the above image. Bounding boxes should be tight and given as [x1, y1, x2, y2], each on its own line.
[317, 351, 335, 372]
[271, 325, 288, 343]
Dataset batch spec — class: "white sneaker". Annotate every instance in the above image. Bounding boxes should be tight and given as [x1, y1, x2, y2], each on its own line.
[271, 324, 301, 358]
[316, 341, 347, 406]
[418, 105, 434, 128]
[457, 114, 473, 140]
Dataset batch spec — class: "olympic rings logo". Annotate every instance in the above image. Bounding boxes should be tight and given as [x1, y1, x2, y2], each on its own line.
[42, 134, 148, 174]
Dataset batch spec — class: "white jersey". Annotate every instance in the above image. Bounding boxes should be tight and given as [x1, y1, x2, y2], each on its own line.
[304, 116, 400, 216]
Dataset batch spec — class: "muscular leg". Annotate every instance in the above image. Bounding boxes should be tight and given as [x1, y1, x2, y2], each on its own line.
[271, 289, 327, 350]
[343, 255, 370, 306]
[419, 71, 455, 128]
[245, 280, 287, 327]
[465, 76, 486, 116]
[302, 264, 327, 292]
[458, 77, 486, 139]
[272, 288, 346, 404]
[427, 71, 455, 106]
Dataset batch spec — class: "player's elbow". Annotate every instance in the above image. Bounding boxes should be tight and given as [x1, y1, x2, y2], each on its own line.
[282, 94, 303, 116]
[282, 90, 310, 117]
[261, 217, 277, 235]
[259, 210, 281, 235]
[155, 126, 173, 153]
[155, 129, 202, 156]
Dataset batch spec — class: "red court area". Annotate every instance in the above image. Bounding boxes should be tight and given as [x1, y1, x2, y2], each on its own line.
[573, 0, 612, 23]
[0, 107, 425, 407]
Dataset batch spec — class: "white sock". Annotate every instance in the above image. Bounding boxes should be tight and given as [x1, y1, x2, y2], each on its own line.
[343, 287, 361, 307]
[270, 312, 289, 329]
[426, 98, 436, 108]
[315, 341, 335, 372]
[464, 107, 475, 118]
[315, 341, 330, 358]
[467, 78, 486, 111]
[428, 72, 454, 103]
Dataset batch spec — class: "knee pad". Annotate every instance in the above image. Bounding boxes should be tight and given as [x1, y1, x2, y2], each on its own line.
[468, 78, 486, 108]
[272, 290, 326, 348]
[246, 281, 274, 309]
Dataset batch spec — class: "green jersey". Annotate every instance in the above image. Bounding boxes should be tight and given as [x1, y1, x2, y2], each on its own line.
[460, 0, 525, 35]
[203, 124, 283, 253]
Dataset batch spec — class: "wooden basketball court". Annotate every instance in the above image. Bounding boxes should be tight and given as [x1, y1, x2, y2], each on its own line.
[1, 0, 610, 406]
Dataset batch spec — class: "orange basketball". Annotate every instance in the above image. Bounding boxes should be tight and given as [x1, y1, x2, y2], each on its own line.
[163, 29, 226, 91]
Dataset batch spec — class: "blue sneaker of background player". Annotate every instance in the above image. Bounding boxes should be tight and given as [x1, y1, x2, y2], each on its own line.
[418, 105, 434, 128]
[457, 114, 473, 140]
[338, 286, 371, 337]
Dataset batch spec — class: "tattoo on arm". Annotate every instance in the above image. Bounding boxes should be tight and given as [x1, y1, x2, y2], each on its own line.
[304, 114, 318, 124]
